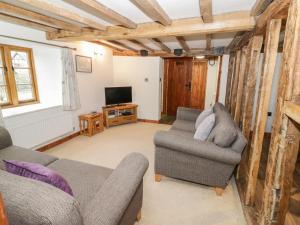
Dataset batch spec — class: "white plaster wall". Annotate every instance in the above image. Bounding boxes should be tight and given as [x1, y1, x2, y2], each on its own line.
[219, 55, 229, 104]
[0, 21, 114, 148]
[204, 58, 220, 109]
[113, 56, 161, 121]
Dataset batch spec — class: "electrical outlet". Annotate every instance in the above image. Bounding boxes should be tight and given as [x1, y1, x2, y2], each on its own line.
[267, 112, 272, 116]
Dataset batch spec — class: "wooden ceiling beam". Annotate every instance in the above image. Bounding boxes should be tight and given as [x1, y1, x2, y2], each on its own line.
[0, 2, 81, 32]
[90, 40, 125, 52]
[251, 0, 273, 16]
[176, 36, 190, 53]
[47, 11, 255, 41]
[62, 0, 136, 29]
[150, 38, 172, 53]
[199, 0, 213, 23]
[129, 0, 172, 26]
[108, 40, 139, 52]
[128, 39, 154, 52]
[206, 34, 212, 50]
[0, 13, 58, 32]
[255, 0, 290, 34]
[3, 0, 106, 30]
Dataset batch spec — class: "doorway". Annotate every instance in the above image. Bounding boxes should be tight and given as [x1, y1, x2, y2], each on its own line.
[162, 57, 207, 117]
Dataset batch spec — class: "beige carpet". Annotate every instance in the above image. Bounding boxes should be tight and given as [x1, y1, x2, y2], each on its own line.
[47, 122, 247, 225]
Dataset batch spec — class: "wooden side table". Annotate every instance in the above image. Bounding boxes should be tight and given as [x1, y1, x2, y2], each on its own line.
[79, 113, 104, 137]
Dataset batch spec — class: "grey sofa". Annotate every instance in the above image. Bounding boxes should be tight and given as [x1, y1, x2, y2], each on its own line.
[0, 126, 149, 225]
[154, 103, 247, 195]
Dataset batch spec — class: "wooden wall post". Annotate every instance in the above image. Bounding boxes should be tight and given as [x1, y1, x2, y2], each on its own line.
[241, 35, 263, 140]
[259, 0, 300, 224]
[225, 53, 236, 108]
[244, 19, 282, 206]
[234, 46, 248, 123]
[230, 50, 242, 115]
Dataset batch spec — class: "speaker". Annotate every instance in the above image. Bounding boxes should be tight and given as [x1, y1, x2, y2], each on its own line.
[174, 48, 183, 56]
[140, 50, 148, 56]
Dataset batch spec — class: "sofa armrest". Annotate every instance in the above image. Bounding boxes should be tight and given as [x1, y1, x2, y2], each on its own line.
[176, 107, 201, 122]
[83, 153, 149, 225]
[154, 131, 241, 165]
[0, 126, 12, 150]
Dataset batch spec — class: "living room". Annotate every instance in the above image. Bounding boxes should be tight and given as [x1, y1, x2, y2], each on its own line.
[1, 1, 300, 225]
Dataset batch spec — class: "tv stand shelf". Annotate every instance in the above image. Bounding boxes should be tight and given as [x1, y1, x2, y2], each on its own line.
[102, 104, 138, 128]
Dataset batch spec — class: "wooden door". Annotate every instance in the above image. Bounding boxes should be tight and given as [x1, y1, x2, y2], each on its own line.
[190, 61, 207, 110]
[163, 58, 207, 116]
[166, 58, 192, 115]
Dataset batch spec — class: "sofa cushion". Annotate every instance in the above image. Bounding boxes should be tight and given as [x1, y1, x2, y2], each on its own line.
[0, 169, 83, 225]
[0, 126, 12, 150]
[4, 160, 73, 196]
[47, 159, 112, 211]
[231, 128, 247, 153]
[0, 146, 58, 170]
[195, 107, 212, 129]
[207, 103, 237, 147]
[171, 119, 195, 133]
[194, 113, 215, 141]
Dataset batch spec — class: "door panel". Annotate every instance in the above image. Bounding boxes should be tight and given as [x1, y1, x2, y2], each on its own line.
[166, 58, 192, 115]
[164, 58, 207, 116]
[190, 61, 207, 110]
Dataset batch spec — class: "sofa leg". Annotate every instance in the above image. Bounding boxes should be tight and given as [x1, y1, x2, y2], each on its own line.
[155, 174, 161, 182]
[214, 187, 224, 196]
[136, 209, 142, 221]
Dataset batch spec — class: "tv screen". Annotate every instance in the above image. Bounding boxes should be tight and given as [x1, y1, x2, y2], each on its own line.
[105, 86, 132, 105]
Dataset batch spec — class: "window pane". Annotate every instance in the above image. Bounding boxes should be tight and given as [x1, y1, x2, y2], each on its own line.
[0, 85, 9, 104]
[14, 69, 32, 84]
[0, 68, 6, 85]
[11, 51, 29, 68]
[17, 84, 33, 101]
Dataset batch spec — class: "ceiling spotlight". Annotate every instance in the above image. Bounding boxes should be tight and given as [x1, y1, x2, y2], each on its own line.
[174, 49, 183, 56]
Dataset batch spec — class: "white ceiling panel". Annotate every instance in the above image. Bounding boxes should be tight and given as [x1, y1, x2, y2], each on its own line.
[213, 0, 257, 15]
[157, 0, 200, 19]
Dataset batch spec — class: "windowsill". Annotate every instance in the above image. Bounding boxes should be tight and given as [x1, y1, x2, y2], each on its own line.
[2, 103, 63, 118]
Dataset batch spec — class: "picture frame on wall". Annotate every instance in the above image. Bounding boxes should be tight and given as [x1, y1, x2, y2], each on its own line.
[75, 55, 92, 73]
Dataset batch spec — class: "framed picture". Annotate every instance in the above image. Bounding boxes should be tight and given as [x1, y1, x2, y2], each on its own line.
[75, 55, 92, 73]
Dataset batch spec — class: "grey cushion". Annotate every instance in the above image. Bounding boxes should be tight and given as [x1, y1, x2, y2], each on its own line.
[0, 169, 83, 225]
[154, 131, 241, 165]
[194, 107, 213, 129]
[83, 153, 149, 225]
[194, 113, 215, 141]
[171, 119, 196, 133]
[176, 107, 201, 122]
[48, 159, 113, 212]
[231, 128, 247, 153]
[0, 146, 58, 170]
[0, 126, 12, 150]
[207, 103, 237, 147]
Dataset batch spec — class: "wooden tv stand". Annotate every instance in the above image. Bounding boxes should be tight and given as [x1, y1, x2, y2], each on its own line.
[102, 104, 138, 128]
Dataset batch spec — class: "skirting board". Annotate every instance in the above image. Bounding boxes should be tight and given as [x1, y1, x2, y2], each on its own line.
[138, 119, 159, 123]
[36, 131, 80, 152]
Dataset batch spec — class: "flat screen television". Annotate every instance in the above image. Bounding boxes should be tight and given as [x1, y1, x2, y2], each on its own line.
[105, 86, 132, 106]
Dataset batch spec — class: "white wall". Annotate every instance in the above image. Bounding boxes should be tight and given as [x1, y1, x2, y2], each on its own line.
[219, 55, 229, 104]
[0, 21, 114, 148]
[205, 57, 220, 109]
[113, 56, 161, 121]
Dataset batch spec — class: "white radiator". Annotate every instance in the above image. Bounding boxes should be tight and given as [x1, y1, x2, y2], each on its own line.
[4, 106, 74, 149]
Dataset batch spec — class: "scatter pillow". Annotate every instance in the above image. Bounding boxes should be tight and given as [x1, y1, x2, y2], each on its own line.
[3, 160, 73, 196]
[195, 107, 213, 129]
[194, 113, 215, 141]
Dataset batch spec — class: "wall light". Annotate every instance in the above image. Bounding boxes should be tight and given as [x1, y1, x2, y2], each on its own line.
[196, 55, 205, 59]
[94, 47, 104, 56]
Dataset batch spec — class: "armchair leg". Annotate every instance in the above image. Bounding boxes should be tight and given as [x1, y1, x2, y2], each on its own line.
[214, 187, 225, 196]
[136, 209, 142, 221]
[155, 174, 161, 182]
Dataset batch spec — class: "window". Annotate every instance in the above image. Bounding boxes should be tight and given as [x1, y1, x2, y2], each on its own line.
[0, 44, 39, 108]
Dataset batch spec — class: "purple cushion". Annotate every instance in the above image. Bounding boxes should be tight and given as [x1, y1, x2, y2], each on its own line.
[3, 160, 73, 196]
